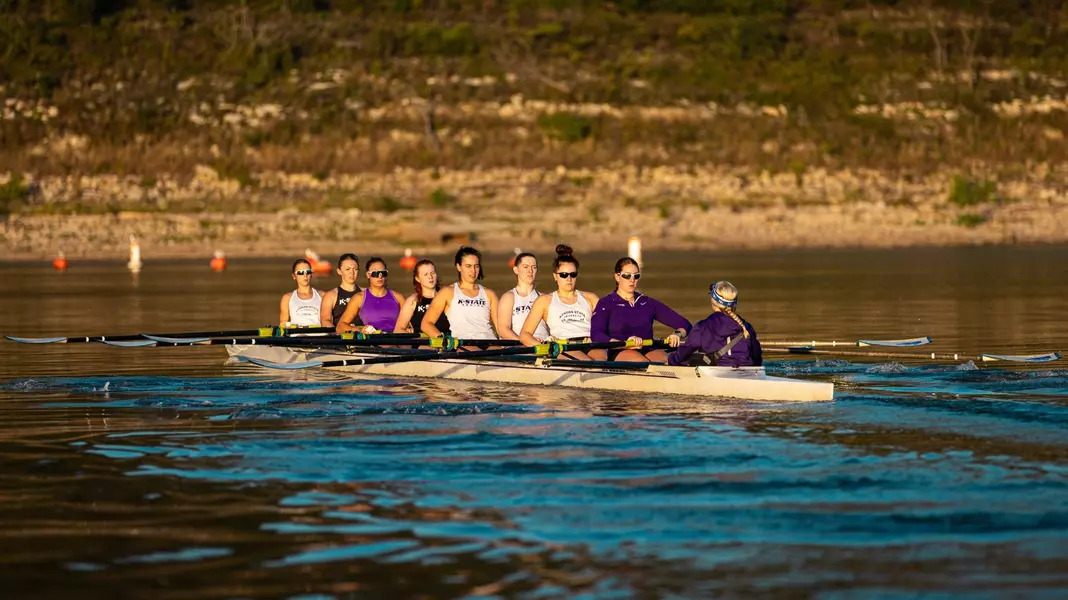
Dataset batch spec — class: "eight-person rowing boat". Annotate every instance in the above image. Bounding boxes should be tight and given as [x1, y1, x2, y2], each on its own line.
[8, 243, 1061, 402]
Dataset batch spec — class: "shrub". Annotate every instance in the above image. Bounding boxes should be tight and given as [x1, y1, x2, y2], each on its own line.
[376, 195, 405, 212]
[429, 187, 456, 207]
[957, 213, 988, 228]
[0, 174, 28, 215]
[948, 175, 997, 206]
[537, 112, 593, 143]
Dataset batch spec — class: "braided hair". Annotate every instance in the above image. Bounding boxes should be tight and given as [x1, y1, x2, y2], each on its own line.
[709, 280, 749, 338]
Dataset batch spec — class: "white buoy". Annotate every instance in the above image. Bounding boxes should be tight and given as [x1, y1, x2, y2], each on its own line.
[627, 236, 643, 267]
[127, 235, 142, 273]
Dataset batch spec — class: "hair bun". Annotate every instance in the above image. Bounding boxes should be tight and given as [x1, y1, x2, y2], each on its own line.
[555, 244, 574, 257]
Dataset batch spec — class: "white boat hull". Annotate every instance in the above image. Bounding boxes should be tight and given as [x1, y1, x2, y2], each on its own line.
[227, 344, 834, 402]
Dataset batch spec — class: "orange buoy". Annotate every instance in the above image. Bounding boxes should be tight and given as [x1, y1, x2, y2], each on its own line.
[210, 250, 227, 271]
[52, 253, 68, 271]
[399, 248, 417, 271]
[311, 259, 331, 273]
[508, 247, 522, 268]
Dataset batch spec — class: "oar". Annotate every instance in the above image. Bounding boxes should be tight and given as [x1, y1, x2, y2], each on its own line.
[245, 339, 666, 370]
[4, 326, 338, 345]
[762, 336, 932, 348]
[767, 346, 1061, 363]
[141, 335, 520, 348]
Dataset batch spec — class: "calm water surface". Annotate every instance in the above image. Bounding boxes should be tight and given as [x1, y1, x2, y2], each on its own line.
[1, 247, 1067, 598]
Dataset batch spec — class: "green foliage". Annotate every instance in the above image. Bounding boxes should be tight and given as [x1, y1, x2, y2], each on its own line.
[956, 213, 988, 227]
[948, 175, 997, 206]
[212, 159, 255, 188]
[0, 175, 29, 215]
[428, 187, 456, 207]
[537, 112, 593, 143]
[375, 195, 405, 212]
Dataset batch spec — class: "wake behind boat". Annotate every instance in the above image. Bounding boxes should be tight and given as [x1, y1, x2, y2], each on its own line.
[227, 343, 835, 402]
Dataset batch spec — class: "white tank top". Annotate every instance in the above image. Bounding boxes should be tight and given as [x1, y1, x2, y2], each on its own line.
[447, 283, 497, 339]
[510, 287, 550, 341]
[545, 291, 592, 340]
[288, 288, 322, 327]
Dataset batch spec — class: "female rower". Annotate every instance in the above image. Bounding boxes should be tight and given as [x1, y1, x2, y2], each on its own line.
[588, 257, 691, 362]
[421, 246, 499, 341]
[668, 280, 763, 367]
[279, 258, 323, 327]
[519, 245, 599, 360]
[394, 258, 450, 334]
[497, 251, 550, 341]
[319, 253, 362, 328]
[335, 257, 406, 333]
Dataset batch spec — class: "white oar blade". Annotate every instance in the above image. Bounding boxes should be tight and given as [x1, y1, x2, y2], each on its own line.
[142, 335, 212, 344]
[979, 352, 1061, 363]
[244, 357, 324, 370]
[857, 337, 932, 347]
[4, 336, 69, 344]
[100, 340, 158, 347]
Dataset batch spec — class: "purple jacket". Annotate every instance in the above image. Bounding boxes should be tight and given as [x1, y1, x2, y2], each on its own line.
[590, 291, 692, 342]
[668, 312, 762, 367]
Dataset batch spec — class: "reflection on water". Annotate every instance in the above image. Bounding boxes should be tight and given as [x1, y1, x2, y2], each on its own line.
[1, 247, 1067, 596]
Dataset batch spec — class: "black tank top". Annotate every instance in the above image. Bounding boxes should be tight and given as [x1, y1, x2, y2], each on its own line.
[414, 295, 450, 334]
[332, 285, 362, 326]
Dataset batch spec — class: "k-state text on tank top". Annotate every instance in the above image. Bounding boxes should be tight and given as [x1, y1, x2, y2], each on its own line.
[456, 297, 487, 307]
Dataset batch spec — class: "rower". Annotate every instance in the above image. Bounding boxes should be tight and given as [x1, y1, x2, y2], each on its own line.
[319, 253, 362, 328]
[519, 244, 599, 360]
[668, 280, 763, 367]
[497, 251, 550, 341]
[588, 257, 691, 362]
[279, 259, 323, 327]
[394, 258, 450, 334]
[421, 246, 499, 342]
[335, 257, 406, 333]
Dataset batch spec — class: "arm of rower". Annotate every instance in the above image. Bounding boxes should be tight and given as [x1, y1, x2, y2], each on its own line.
[667, 323, 703, 366]
[335, 292, 365, 333]
[519, 296, 550, 346]
[420, 288, 452, 337]
[496, 291, 519, 340]
[652, 297, 692, 335]
[319, 288, 337, 327]
[589, 297, 613, 342]
[279, 293, 291, 327]
[486, 289, 501, 338]
[394, 294, 418, 333]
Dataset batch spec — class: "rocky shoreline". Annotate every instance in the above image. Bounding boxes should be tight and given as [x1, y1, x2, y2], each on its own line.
[3, 165, 1067, 261]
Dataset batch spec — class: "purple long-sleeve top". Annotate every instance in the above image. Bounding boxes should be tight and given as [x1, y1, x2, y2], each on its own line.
[668, 312, 763, 367]
[590, 291, 692, 342]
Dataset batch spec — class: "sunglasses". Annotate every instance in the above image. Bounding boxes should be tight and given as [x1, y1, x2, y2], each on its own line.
[294, 269, 313, 276]
[556, 271, 578, 279]
[619, 273, 642, 281]
[369, 270, 389, 278]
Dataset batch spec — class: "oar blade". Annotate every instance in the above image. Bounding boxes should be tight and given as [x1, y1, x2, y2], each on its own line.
[857, 337, 932, 347]
[244, 357, 325, 370]
[100, 340, 158, 347]
[979, 352, 1061, 363]
[4, 335, 70, 344]
[142, 335, 212, 344]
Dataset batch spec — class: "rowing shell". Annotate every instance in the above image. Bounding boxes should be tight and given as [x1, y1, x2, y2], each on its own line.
[227, 345, 834, 402]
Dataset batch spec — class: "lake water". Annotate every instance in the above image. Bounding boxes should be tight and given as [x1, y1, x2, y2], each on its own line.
[1, 246, 1067, 597]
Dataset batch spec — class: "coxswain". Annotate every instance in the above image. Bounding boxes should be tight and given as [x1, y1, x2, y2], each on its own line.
[668, 280, 763, 367]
